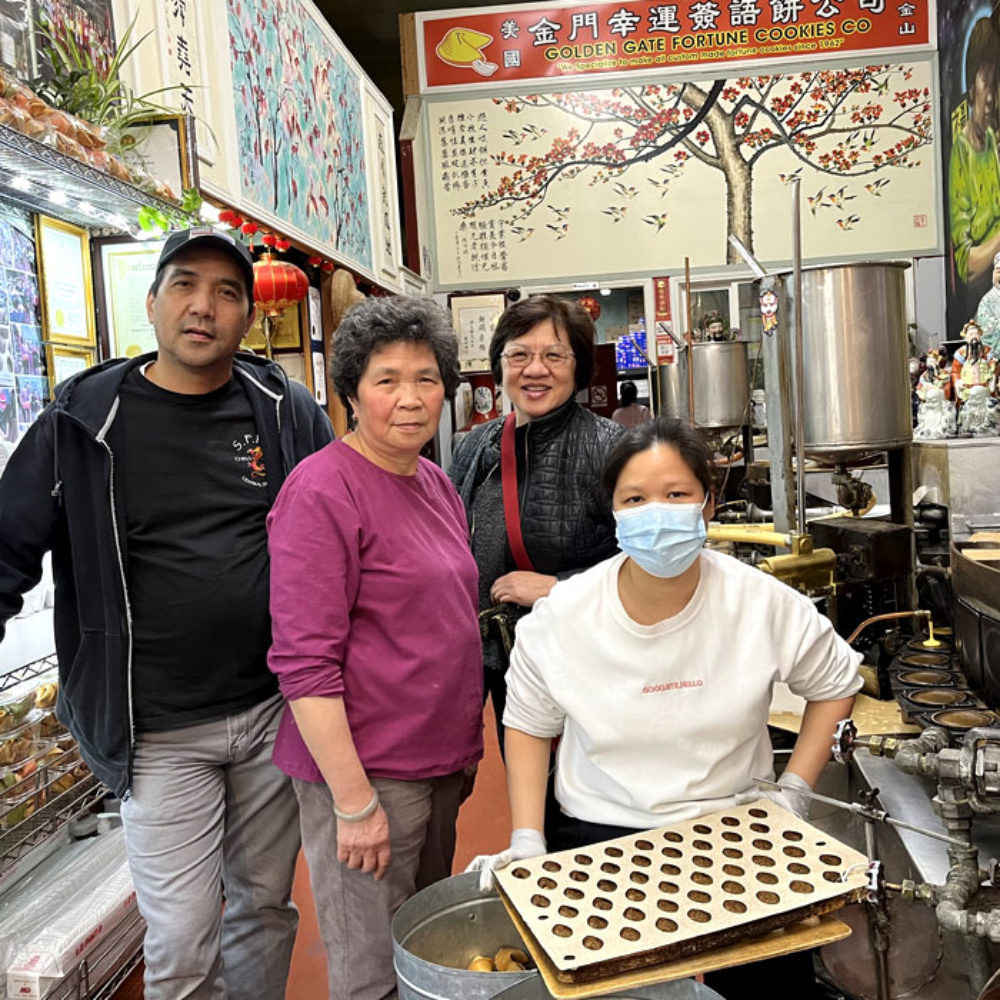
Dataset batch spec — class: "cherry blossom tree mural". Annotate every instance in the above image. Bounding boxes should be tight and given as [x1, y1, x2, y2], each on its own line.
[446, 63, 932, 274]
[227, 0, 371, 269]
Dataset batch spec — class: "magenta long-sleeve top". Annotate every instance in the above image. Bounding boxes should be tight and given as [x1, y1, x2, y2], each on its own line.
[267, 441, 483, 782]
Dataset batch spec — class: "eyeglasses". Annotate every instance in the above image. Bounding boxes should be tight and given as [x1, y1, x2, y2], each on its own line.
[501, 347, 575, 369]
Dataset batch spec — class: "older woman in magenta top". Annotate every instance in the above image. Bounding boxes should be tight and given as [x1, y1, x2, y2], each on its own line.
[267, 297, 482, 1000]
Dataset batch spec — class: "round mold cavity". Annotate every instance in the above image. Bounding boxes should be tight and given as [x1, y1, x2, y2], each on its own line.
[724, 899, 747, 914]
[659, 880, 679, 894]
[588, 915, 608, 929]
[790, 880, 815, 893]
[531, 894, 550, 908]
[624, 907, 646, 922]
[687, 909, 711, 923]
[542, 860, 562, 872]
[574, 853, 593, 866]
[626, 888, 647, 902]
[928, 709, 999, 731]
[656, 917, 678, 932]
[905, 688, 970, 708]
[538, 877, 557, 890]
[896, 668, 953, 687]
[597, 879, 617, 892]
[631, 871, 649, 884]
[512, 868, 531, 879]
[593, 897, 613, 910]
[756, 891, 780, 905]
[632, 855, 652, 868]
[661, 863, 681, 876]
[621, 927, 641, 942]
[559, 905, 578, 918]
[657, 899, 678, 913]
[600, 862, 620, 874]
[605, 846, 624, 858]
[569, 870, 589, 882]
[564, 887, 584, 900]
[582, 936, 604, 951]
[553, 924, 572, 938]
[722, 880, 745, 894]
[898, 651, 951, 668]
[906, 638, 952, 654]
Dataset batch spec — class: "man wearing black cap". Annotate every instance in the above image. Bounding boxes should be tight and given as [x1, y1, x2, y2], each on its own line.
[0, 228, 333, 999]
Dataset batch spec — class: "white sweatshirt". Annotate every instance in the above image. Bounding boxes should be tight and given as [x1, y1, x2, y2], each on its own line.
[504, 549, 862, 829]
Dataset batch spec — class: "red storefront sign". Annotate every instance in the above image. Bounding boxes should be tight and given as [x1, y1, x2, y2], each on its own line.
[418, 1, 931, 91]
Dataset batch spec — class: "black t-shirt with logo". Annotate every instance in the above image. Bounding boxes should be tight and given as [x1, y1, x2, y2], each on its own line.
[117, 368, 277, 731]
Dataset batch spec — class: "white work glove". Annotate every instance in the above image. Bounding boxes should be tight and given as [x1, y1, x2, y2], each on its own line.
[762, 771, 812, 820]
[465, 828, 547, 892]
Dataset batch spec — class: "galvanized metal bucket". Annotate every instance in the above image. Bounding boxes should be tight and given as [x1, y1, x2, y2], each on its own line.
[392, 872, 537, 1000]
[496, 978, 724, 1000]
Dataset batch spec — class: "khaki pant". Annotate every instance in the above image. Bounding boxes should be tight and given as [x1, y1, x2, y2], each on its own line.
[294, 771, 464, 1000]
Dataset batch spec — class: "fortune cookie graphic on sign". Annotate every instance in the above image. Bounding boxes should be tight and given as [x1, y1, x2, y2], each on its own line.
[435, 27, 499, 77]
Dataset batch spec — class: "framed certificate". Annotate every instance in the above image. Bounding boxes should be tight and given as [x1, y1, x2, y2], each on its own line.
[46, 343, 94, 391]
[35, 216, 97, 347]
[99, 239, 165, 358]
[449, 292, 506, 373]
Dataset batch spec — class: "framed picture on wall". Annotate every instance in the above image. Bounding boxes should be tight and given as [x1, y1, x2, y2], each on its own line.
[35, 216, 96, 347]
[122, 114, 199, 200]
[99, 239, 165, 358]
[243, 301, 304, 353]
[449, 292, 506, 373]
[46, 343, 94, 391]
[365, 94, 401, 279]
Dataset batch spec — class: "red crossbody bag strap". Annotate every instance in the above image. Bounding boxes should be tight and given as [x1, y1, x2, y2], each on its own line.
[500, 412, 535, 572]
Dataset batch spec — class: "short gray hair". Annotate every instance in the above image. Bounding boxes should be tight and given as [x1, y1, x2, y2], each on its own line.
[331, 296, 461, 405]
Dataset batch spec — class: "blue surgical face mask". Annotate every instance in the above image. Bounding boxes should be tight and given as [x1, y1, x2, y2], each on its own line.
[614, 497, 709, 579]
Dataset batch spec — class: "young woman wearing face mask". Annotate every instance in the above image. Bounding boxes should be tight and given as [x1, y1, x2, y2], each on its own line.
[468, 417, 861, 998]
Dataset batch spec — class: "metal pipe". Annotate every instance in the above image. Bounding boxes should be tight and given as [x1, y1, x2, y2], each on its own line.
[684, 256, 695, 426]
[790, 177, 806, 537]
[846, 609, 932, 645]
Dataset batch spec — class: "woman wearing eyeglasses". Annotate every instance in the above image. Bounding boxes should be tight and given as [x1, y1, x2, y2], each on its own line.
[449, 295, 622, 752]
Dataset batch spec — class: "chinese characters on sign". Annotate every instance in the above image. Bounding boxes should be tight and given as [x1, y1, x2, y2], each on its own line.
[437, 111, 511, 281]
[420, 0, 930, 89]
[162, 0, 198, 117]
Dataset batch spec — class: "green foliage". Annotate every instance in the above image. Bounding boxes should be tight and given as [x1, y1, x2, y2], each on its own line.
[33, 13, 183, 155]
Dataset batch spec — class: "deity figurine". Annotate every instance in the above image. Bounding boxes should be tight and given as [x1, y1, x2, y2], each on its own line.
[952, 321, 997, 404]
[916, 348, 952, 402]
[914, 385, 957, 439]
[976, 250, 1000, 355]
[958, 384, 1000, 436]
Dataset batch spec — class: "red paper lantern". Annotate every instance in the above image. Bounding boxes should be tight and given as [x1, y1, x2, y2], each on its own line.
[261, 233, 278, 248]
[253, 252, 309, 318]
[275, 238, 291, 252]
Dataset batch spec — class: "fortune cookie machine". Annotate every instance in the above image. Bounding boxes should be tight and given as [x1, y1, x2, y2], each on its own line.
[655, 182, 1000, 998]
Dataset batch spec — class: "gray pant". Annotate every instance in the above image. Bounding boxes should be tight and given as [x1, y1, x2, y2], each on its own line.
[295, 771, 464, 1000]
[121, 693, 300, 1000]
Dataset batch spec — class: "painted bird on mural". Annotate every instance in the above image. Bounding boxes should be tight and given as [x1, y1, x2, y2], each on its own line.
[613, 182, 638, 199]
[511, 226, 535, 241]
[778, 168, 803, 185]
[648, 177, 672, 196]
[546, 223, 569, 239]
[603, 206, 628, 222]
[826, 186, 856, 209]
[865, 178, 890, 196]
[807, 188, 826, 215]
[837, 215, 861, 231]
[643, 213, 669, 232]
[548, 205, 571, 220]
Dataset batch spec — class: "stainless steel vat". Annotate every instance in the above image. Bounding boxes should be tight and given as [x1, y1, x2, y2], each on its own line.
[797, 262, 911, 459]
[656, 342, 750, 428]
[393, 872, 535, 1000]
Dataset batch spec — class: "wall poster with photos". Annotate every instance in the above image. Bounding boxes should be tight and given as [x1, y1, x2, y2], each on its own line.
[0, 206, 48, 446]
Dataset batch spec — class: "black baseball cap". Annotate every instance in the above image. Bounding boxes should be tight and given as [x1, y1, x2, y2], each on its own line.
[155, 227, 255, 303]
